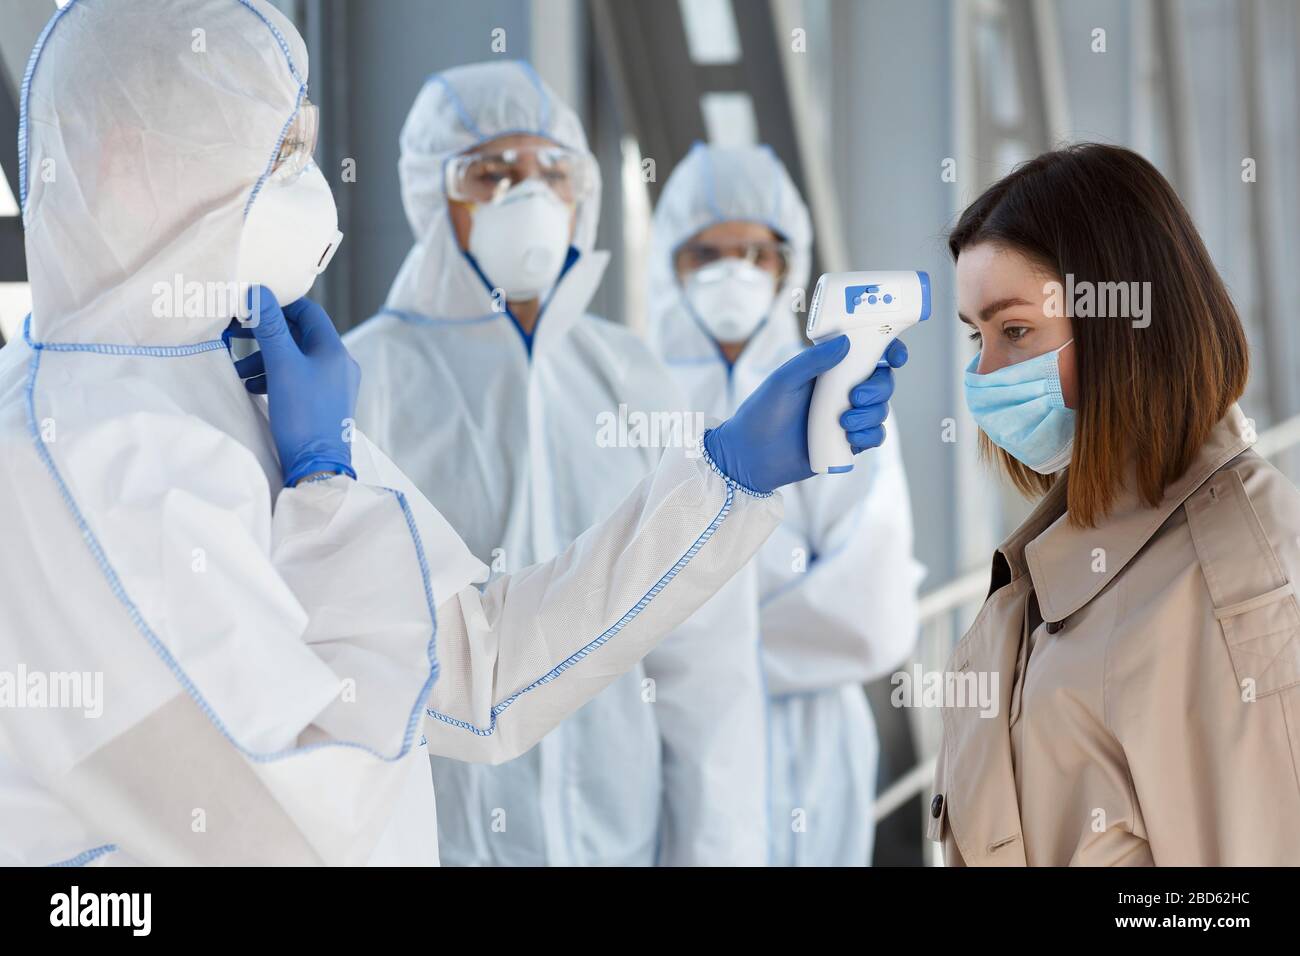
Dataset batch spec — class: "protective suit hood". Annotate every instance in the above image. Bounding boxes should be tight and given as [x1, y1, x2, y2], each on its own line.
[647, 142, 813, 371]
[385, 60, 606, 332]
[20, 0, 310, 346]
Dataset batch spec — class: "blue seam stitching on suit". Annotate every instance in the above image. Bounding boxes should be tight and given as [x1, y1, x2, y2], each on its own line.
[392, 486, 443, 700]
[233, 0, 309, 215]
[428, 73, 482, 138]
[384, 307, 500, 327]
[17, 0, 76, 216]
[49, 843, 118, 867]
[19, 1, 305, 220]
[424, 482, 734, 736]
[24, 316, 228, 355]
[516, 60, 551, 132]
[23, 348, 439, 765]
[245, 86, 307, 217]
[664, 355, 724, 367]
[457, 126, 551, 154]
[424, 450, 750, 736]
[459, 247, 536, 353]
[235, 0, 304, 84]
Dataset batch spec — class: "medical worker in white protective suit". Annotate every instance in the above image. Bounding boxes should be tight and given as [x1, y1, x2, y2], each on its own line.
[0, 0, 903, 867]
[346, 61, 772, 866]
[648, 144, 924, 866]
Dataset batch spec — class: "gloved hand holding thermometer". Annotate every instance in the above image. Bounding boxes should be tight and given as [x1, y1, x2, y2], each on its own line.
[805, 271, 930, 473]
[704, 334, 907, 495]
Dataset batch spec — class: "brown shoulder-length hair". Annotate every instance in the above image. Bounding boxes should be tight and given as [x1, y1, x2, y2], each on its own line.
[949, 143, 1249, 528]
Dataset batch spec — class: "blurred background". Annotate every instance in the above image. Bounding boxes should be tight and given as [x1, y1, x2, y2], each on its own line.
[2, 0, 1298, 864]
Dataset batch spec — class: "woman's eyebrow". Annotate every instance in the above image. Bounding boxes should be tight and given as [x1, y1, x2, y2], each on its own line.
[958, 296, 1034, 325]
[979, 297, 1035, 321]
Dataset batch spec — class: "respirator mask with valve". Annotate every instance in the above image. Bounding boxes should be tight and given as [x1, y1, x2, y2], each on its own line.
[446, 141, 595, 301]
[235, 99, 343, 309]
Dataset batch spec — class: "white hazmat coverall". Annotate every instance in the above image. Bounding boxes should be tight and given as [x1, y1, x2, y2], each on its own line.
[0, 0, 779, 867]
[648, 144, 924, 866]
[345, 61, 768, 866]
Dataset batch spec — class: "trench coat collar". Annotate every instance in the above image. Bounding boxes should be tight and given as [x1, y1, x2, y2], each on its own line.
[999, 404, 1255, 625]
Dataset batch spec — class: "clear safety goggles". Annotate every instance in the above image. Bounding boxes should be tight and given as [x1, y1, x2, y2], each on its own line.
[444, 143, 596, 206]
[268, 100, 320, 182]
[674, 237, 792, 278]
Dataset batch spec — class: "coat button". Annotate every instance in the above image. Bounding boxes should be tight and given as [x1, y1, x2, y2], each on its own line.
[931, 794, 944, 818]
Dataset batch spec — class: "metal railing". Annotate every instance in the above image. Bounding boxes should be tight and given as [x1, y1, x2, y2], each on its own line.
[873, 412, 1300, 864]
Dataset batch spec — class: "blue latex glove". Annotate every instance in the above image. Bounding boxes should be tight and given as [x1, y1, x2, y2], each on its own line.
[704, 335, 907, 494]
[226, 287, 360, 487]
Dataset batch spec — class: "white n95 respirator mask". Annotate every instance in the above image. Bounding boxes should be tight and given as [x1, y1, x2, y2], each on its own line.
[683, 259, 778, 343]
[468, 179, 573, 301]
[236, 163, 343, 307]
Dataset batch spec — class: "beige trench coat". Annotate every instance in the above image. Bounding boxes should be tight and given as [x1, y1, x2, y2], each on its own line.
[929, 405, 1300, 865]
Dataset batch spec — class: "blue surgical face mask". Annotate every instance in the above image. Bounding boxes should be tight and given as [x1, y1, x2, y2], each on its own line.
[964, 339, 1075, 474]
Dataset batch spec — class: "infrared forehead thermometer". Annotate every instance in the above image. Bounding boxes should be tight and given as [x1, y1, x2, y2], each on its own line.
[805, 270, 930, 474]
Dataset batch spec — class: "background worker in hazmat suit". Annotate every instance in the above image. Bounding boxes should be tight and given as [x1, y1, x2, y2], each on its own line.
[346, 60, 771, 866]
[0, 0, 903, 866]
[648, 143, 924, 866]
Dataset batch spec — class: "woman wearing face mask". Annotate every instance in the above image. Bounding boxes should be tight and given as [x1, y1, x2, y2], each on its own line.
[930, 142, 1300, 866]
[649, 144, 923, 866]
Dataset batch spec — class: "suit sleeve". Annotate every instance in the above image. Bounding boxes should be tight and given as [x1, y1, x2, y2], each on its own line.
[422, 444, 783, 765]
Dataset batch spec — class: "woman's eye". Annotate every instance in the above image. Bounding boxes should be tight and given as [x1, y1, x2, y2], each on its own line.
[966, 327, 981, 343]
[1004, 326, 1028, 341]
